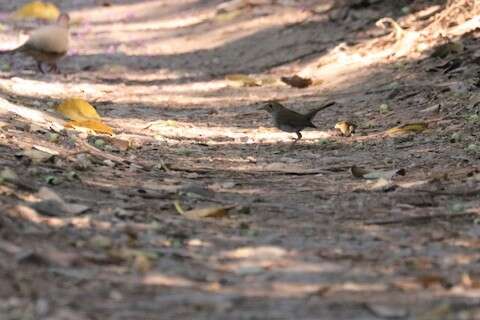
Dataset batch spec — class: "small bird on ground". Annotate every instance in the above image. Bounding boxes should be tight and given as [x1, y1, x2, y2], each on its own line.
[260, 100, 336, 143]
[0, 13, 70, 73]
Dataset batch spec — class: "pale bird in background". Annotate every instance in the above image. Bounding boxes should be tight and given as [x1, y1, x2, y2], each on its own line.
[0, 13, 70, 73]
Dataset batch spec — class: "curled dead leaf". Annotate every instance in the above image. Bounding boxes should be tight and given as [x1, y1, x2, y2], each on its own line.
[387, 122, 427, 137]
[56, 98, 101, 122]
[280, 75, 312, 88]
[174, 200, 234, 219]
[335, 121, 356, 137]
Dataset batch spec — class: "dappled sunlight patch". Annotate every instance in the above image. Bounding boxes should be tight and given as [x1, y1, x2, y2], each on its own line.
[6, 204, 110, 230]
[0, 77, 105, 100]
[78, 4, 312, 55]
[221, 245, 287, 260]
[146, 120, 332, 144]
[142, 272, 195, 287]
[0, 96, 63, 129]
[300, 2, 480, 93]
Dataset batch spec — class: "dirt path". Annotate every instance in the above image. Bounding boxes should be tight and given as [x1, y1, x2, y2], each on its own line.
[1, 0, 480, 319]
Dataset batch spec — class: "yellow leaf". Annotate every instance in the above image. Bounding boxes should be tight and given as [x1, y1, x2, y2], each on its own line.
[65, 119, 114, 135]
[56, 98, 101, 122]
[14, 1, 60, 21]
[225, 74, 261, 87]
[335, 121, 356, 137]
[173, 200, 185, 214]
[387, 122, 427, 136]
[174, 201, 234, 220]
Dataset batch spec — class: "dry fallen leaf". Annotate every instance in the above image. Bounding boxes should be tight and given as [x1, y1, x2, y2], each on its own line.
[350, 165, 369, 178]
[280, 75, 312, 88]
[225, 74, 261, 87]
[386, 122, 427, 136]
[351, 165, 406, 180]
[133, 254, 153, 273]
[105, 137, 131, 151]
[16, 149, 54, 163]
[416, 274, 447, 288]
[334, 121, 356, 137]
[13, 0, 60, 21]
[174, 200, 233, 219]
[29, 187, 90, 216]
[56, 98, 101, 122]
[65, 119, 114, 136]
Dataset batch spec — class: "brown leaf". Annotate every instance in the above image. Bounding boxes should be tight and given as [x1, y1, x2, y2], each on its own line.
[335, 121, 356, 137]
[416, 274, 447, 288]
[350, 165, 370, 178]
[281, 75, 312, 88]
[387, 122, 427, 136]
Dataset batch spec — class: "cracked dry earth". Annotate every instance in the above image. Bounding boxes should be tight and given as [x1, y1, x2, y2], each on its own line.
[1, 0, 480, 319]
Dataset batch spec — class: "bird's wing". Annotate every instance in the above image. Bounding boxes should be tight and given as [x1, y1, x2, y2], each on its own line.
[27, 25, 69, 53]
[276, 108, 311, 128]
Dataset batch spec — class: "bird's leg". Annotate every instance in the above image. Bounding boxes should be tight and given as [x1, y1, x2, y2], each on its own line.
[37, 61, 46, 74]
[49, 63, 60, 74]
[294, 132, 302, 142]
[290, 132, 302, 146]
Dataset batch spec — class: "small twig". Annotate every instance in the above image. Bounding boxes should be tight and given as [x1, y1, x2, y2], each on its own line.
[75, 139, 126, 164]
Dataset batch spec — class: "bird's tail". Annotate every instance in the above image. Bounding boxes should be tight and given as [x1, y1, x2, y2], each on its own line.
[305, 101, 336, 121]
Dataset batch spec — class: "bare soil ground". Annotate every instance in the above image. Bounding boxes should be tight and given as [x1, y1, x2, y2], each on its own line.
[1, 0, 480, 319]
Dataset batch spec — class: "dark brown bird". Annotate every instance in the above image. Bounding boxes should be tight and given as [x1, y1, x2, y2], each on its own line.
[260, 100, 336, 142]
[0, 13, 70, 73]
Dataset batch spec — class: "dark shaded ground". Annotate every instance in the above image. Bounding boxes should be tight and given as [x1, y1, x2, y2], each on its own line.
[1, 0, 480, 319]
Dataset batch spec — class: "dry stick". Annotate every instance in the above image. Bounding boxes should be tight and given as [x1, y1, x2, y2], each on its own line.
[69, 139, 149, 169]
[365, 212, 476, 226]
[168, 164, 345, 175]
